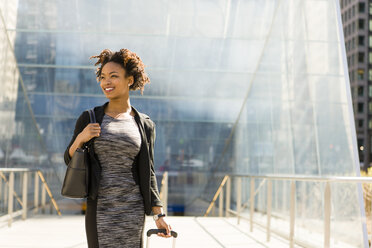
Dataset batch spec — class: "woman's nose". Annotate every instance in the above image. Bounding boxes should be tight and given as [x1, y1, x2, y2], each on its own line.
[102, 80, 112, 86]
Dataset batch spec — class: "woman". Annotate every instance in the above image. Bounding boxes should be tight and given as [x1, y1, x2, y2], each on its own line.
[63, 48, 172, 248]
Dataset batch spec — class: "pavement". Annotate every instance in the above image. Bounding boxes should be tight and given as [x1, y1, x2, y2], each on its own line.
[0, 214, 298, 248]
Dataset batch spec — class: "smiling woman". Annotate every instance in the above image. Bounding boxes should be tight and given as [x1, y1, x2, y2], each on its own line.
[64, 48, 172, 248]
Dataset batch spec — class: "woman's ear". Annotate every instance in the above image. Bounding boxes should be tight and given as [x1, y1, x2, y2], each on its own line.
[128, 77, 134, 87]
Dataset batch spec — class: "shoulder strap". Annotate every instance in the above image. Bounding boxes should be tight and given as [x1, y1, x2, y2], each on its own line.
[84, 109, 97, 148]
[87, 108, 96, 123]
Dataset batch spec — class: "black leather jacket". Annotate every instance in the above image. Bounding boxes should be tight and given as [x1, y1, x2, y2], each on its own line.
[63, 101, 163, 215]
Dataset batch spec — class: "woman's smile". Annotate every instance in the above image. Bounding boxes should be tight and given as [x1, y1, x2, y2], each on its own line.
[104, 87, 115, 93]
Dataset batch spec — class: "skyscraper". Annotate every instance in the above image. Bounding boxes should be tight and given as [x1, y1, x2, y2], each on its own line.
[340, 0, 371, 171]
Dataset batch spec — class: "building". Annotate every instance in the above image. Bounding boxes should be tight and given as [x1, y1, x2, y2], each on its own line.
[340, 0, 371, 171]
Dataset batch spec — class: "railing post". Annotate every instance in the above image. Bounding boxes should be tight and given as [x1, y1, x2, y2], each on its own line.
[34, 171, 39, 214]
[41, 182, 46, 214]
[289, 181, 296, 248]
[4, 175, 8, 212]
[370, 191, 372, 247]
[301, 182, 306, 225]
[20, 173, 23, 195]
[282, 180, 287, 213]
[49, 171, 53, 214]
[8, 172, 14, 227]
[236, 177, 242, 224]
[159, 171, 168, 215]
[267, 179, 272, 242]
[22, 171, 28, 220]
[225, 176, 231, 217]
[324, 182, 331, 248]
[250, 178, 255, 232]
[164, 171, 168, 216]
[0, 173, 2, 212]
[219, 183, 224, 217]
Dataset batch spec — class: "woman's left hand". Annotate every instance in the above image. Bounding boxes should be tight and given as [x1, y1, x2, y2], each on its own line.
[155, 217, 172, 238]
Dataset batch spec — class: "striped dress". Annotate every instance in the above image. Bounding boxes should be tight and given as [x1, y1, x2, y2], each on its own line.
[93, 113, 145, 248]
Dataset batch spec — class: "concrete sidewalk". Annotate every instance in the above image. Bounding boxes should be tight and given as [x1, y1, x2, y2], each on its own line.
[0, 214, 297, 248]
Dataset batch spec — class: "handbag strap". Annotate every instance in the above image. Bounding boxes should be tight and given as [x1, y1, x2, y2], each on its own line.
[87, 108, 96, 123]
[83, 109, 97, 149]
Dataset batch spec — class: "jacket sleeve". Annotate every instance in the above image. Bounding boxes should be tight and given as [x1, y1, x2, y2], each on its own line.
[63, 111, 89, 166]
[149, 121, 163, 207]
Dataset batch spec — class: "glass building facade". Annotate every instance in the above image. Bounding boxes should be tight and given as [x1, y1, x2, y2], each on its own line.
[0, 0, 368, 246]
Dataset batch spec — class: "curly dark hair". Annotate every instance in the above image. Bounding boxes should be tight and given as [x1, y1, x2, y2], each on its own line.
[89, 48, 150, 94]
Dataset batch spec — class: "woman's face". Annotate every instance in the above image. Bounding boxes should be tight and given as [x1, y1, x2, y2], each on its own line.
[99, 61, 133, 100]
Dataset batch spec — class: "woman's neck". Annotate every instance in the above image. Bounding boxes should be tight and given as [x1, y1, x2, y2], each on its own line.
[106, 98, 131, 114]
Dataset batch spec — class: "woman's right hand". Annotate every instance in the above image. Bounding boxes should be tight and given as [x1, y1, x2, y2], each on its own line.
[77, 123, 101, 143]
[68, 123, 101, 159]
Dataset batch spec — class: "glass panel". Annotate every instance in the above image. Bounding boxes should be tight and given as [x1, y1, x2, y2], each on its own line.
[358, 86, 364, 96]
[358, 69, 365, 80]
[359, 2, 365, 13]
[359, 52, 365, 63]
[0, 0, 61, 217]
[359, 19, 364, 29]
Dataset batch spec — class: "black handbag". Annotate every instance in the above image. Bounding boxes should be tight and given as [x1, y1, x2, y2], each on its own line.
[61, 108, 96, 198]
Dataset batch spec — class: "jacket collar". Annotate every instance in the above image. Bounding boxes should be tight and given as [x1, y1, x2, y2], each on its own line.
[94, 101, 145, 126]
[93, 101, 147, 142]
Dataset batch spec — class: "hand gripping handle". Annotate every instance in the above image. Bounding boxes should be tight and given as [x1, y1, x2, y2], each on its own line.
[146, 229, 178, 238]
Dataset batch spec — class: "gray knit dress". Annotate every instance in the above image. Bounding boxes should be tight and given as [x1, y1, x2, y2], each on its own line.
[93, 113, 145, 248]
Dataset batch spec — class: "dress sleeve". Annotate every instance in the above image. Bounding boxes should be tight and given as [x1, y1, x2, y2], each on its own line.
[149, 122, 163, 207]
[63, 111, 88, 166]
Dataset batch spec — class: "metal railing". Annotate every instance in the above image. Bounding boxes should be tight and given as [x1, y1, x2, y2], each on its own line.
[159, 171, 168, 215]
[0, 168, 61, 227]
[205, 173, 371, 248]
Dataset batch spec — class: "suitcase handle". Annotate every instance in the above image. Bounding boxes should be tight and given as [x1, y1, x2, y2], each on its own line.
[146, 228, 178, 238]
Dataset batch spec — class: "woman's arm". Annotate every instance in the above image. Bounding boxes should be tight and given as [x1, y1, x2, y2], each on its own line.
[146, 120, 173, 238]
[148, 122, 164, 209]
[68, 134, 86, 158]
[152, 206, 165, 215]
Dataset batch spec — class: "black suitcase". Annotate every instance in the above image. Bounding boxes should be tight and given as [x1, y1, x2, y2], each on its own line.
[146, 229, 178, 248]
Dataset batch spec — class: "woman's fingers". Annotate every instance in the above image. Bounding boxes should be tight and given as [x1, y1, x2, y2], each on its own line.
[89, 124, 101, 129]
[157, 228, 171, 237]
[87, 124, 101, 138]
[78, 123, 101, 143]
[157, 233, 170, 238]
[89, 130, 100, 135]
[156, 224, 172, 238]
[86, 123, 99, 128]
